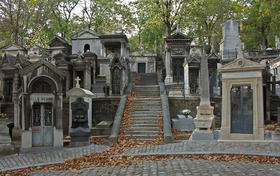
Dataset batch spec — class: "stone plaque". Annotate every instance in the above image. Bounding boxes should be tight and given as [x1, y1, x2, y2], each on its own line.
[71, 97, 89, 128]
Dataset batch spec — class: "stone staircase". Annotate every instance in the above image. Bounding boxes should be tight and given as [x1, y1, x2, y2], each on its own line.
[122, 73, 163, 141]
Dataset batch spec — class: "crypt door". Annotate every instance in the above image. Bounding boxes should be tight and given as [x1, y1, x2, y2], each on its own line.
[230, 85, 253, 134]
[112, 67, 121, 95]
[172, 58, 184, 82]
[138, 63, 146, 74]
[32, 103, 53, 146]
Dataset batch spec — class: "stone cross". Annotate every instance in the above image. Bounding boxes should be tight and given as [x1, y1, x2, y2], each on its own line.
[75, 76, 81, 88]
[200, 49, 210, 106]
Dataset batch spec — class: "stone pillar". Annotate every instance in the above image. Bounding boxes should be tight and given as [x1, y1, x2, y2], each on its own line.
[66, 72, 70, 91]
[100, 42, 105, 57]
[190, 52, 215, 140]
[54, 92, 63, 147]
[21, 94, 26, 130]
[121, 42, 126, 58]
[84, 66, 91, 90]
[184, 62, 190, 96]
[272, 76, 276, 96]
[165, 47, 172, 84]
[13, 72, 19, 127]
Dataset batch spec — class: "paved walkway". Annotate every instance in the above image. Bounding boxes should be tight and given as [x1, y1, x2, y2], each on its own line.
[30, 158, 280, 176]
[1, 141, 280, 175]
[122, 141, 280, 157]
[0, 144, 109, 172]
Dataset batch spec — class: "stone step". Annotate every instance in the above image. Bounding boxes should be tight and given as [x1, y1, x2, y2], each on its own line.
[130, 116, 161, 119]
[128, 120, 160, 124]
[128, 127, 160, 131]
[135, 93, 160, 97]
[123, 134, 159, 140]
[128, 124, 160, 128]
[131, 98, 161, 101]
[131, 110, 162, 114]
[132, 103, 161, 106]
[124, 130, 159, 135]
[130, 116, 161, 120]
[133, 107, 162, 111]
[130, 119, 160, 123]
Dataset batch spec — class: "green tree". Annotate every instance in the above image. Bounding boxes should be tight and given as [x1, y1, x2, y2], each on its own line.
[81, 0, 132, 33]
[183, 0, 235, 46]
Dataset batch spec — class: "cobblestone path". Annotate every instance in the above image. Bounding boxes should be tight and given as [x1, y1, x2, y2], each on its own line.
[122, 141, 280, 157]
[30, 158, 280, 176]
[0, 144, 109, 172]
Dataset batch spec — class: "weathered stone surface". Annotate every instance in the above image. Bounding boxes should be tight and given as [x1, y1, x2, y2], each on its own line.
[220, 20, 240, 62]
[172, 115, 195, 131]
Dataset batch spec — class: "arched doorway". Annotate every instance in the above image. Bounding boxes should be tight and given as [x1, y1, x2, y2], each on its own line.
[29, 77, 56, 147]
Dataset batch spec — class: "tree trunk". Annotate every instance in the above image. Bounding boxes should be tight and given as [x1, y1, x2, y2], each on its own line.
[261, 23, 268, 50]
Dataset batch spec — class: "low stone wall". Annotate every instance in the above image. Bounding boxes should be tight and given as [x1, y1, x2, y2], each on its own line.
[63, 97, 120, 136]
[159, 82, 173, 143]
[109, 95, 128, 143]
[168, 96, 222, 128]
[92, 97, 120, 126]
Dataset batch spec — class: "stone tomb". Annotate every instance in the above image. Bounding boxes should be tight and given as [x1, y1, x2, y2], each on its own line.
[67, 85, 95, 146]
[219, 57, 265, 140]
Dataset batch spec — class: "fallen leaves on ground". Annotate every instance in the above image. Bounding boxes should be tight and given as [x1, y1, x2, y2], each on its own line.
[3, 152, 280, 176]
[172, 129, 192, 140]
[265, 123, 278, 131]
[90, 137, 108, 145]
[3, 85, 280, 175]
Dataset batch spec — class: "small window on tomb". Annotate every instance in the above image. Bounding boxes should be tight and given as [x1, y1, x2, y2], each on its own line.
[84, 44, 90, 53]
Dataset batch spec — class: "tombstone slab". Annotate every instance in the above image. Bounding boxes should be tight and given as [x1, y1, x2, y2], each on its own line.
[172, 114, 195, 131]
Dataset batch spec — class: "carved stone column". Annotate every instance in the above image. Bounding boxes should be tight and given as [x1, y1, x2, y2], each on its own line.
[184, 62, 190, 96]
[190, 52, 215, 140]
[165, 47, 172, 84]
[84, 65, 91, 90]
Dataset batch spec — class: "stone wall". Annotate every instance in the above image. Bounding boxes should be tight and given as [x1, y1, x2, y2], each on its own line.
[92, 97, 120, 126]
[168, 96, 222, 128]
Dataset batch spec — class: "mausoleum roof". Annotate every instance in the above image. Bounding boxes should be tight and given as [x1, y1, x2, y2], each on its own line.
[219, 57, 266, 73]
[165, 32, 192, 42]
[67, 87, 96, 98]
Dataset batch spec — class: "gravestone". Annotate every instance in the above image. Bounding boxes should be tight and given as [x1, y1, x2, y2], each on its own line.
[67, 77, 95, 146]
[172, 114, 195, 131]
[70, 97, 90, 146]
[220, 20, 240, 63]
